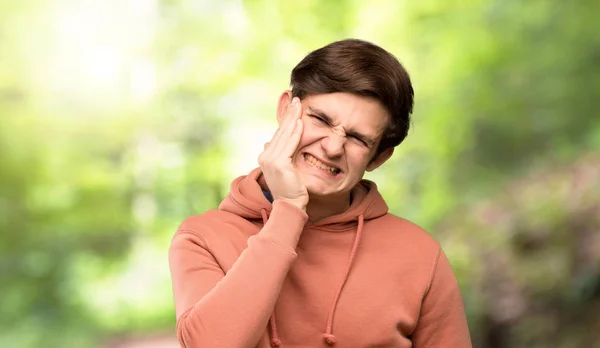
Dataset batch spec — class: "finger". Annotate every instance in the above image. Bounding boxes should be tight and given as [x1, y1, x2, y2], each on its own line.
[269, 99, 301, 155]
[266, 119, 287, 154]
[281, 119, 303, 159]
[284, 98, 302, 130]
[290, 97, 302, 120]
[281, 97, 302, 127]
[268, 98, 297, 147]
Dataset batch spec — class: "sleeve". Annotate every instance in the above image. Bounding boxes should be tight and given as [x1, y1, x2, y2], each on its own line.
[169, 200, 308, 348]
[411, 247, 473, 348]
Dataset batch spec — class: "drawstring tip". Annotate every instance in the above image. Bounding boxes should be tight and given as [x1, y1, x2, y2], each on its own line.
[270, 338, 282, 348]
[323, 333, 337, 345]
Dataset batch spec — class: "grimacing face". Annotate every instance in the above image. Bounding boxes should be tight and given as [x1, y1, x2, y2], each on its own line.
[276, 91, 394, 199]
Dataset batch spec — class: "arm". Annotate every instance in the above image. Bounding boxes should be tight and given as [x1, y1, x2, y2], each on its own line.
[411, 248, 473, 348]
[169, 200, 307, 348]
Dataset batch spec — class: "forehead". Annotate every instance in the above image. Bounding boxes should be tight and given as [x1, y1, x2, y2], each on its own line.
[303, 92, 390, 133]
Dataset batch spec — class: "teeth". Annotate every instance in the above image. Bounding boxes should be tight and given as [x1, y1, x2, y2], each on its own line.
[304, 154, 338, 174]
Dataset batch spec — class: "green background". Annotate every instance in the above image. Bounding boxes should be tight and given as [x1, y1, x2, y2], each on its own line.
[1, 0, 599, 347]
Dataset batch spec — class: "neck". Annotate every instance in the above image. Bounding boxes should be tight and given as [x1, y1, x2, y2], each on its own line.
[256, 172, 351, 222]
[306, 192, 351, 222]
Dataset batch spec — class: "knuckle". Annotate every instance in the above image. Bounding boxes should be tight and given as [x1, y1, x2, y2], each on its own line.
[257, 154, 267, 164]
[272, 163, 284, 172]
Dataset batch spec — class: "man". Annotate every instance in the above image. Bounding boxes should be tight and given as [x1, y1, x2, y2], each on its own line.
[169, 39, 472, 347]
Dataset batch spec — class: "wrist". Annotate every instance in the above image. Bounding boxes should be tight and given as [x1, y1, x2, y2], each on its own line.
[260, 200, 308, 250]
[277, 198, 307, 213]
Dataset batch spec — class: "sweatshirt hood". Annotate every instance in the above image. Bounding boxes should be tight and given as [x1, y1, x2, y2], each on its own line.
[219, 167, 389, 347]
[218, 167, 389, 227]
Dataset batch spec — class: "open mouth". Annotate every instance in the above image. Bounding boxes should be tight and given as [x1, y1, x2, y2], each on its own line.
[303, 153, 342, 176]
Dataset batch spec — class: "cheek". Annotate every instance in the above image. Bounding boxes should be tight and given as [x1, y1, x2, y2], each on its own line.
[347, 150, 374, 171]
[296, 133, 310, 150]
[298, 119, 322, 146]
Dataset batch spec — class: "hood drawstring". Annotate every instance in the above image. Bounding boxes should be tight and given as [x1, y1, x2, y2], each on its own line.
[261, 208, 365, 347]
[323, 214, 365, 345]
[261, 209, 282, 348]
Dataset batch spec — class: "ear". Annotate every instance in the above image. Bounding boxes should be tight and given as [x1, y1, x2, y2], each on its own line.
[366, 147, 394, 172]
[276, 90, 293, 125]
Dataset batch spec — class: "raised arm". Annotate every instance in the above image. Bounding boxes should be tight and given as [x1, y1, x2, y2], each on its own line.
[170, 200, 307, 348]
[170, 96, 307, 347]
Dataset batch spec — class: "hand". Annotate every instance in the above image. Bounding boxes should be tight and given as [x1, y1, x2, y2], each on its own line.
[258, 97, 308, 211]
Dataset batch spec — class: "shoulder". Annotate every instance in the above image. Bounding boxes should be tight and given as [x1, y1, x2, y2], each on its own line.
[177, 209, 235, 231]
[169, 210, 258, 276]
[373, 213, 439, 243]
[366, 213, 441, 258]
[173, 209, 255, 241]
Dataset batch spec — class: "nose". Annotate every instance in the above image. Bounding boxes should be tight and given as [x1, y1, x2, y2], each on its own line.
[321, 133, 346, 158]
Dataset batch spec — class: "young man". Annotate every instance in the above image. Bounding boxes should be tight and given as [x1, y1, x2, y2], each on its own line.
[169, 39, 472, 347]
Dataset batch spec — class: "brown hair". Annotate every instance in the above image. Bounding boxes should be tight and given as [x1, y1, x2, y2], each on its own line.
[290, 39, 414, 155]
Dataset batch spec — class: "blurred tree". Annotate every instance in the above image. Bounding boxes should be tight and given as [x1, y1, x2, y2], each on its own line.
[0, 0, 598, 347]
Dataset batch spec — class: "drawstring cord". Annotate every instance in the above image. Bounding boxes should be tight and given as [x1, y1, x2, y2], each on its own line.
[323, 214, 364, 345]
[270, 312, 282, 347]
[261, 207, 365, 347]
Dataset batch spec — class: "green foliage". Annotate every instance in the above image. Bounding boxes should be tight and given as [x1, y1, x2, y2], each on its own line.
[1, 0, 598, 347]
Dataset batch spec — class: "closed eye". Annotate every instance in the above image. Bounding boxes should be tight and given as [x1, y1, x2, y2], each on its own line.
[349, 135, 368, 146]
[309, 114, 328, 124]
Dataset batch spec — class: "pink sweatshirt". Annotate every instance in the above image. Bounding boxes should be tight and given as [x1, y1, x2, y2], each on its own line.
[169, 168, 472, 347]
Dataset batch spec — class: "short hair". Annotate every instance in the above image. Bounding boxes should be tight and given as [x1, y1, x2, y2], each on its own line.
[290, 39, 414, 155]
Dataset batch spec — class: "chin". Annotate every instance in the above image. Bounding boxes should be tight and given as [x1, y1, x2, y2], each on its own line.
[305, 181, 351, 199]
[301, 178, 334, 196]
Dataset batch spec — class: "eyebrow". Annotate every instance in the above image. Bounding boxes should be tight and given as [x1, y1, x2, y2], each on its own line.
[307, 106, 378, 146]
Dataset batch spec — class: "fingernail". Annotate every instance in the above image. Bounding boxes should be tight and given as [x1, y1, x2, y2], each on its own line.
[292, 97, 300, 106]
